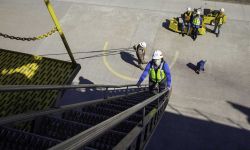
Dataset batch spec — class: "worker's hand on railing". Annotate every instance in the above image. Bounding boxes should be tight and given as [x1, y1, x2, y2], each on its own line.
[136, 82, 141, 88]
[167, 87, 171, 91]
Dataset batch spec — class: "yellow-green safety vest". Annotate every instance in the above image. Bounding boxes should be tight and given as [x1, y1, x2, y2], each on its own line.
[149, 63, 166, 83]
[192, 17, 200, 26]
[216, 13, 226, 24]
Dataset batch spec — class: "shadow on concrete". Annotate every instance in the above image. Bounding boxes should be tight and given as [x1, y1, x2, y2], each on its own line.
[206, 27, 214, 34]
[58, 76, 102, 106]
[79, 76, 95, 92]
[228, 101, 250, 124]
[162, 19, 170, 30]
[120, 51, 140, 69]
[186, 63, 198, 74]
[146, 111, 250, 150]
[58, 76, 146, 106]
[40, 48, 134, 61]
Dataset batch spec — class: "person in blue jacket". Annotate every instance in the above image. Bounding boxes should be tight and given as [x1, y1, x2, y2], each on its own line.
[196, 60, 206, 74]
[136, 50, 171, 94]
[191, 10, 203, 41]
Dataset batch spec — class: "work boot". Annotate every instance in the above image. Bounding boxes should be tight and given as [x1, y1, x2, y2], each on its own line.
[192, 36, 196, 41]
[138, 64, 144, 70]
[182, 33, 185, 37]
[193, 34, 197, 41]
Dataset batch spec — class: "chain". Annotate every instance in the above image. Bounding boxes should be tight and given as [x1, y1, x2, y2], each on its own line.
[0, 27, 58, 41]
[35, 27, 57, 40]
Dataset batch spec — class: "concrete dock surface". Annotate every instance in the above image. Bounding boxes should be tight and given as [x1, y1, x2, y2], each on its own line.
[0, 0, 250, 149]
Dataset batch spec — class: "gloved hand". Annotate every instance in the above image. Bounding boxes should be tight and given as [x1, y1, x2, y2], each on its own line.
[167, 87, 171, 91]
[136, 81, 141, 87]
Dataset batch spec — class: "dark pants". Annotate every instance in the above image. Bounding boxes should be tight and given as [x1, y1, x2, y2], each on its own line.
[182, 21, 191, 35]
[213, 23, 222, 37]
[192, 27, 199, 40]
[149, 79, 167, 94]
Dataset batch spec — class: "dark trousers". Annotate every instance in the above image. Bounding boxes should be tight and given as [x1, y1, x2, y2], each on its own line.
[192, 27, 199, 40]
[182, 22, 191, 35]
[213, 23, 222, 37]
[149, 79, 167, 94]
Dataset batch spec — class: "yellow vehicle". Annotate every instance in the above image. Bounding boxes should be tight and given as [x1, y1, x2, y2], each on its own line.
[203, 9, 217, 25]
[168, 8, 227, 35]
[168, 17, 206, 35]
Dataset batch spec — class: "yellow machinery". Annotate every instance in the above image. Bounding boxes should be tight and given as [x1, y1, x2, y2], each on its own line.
[168, 17, 206, 35]
[203, 8, 218, 25]
[168, 8, 226, 35]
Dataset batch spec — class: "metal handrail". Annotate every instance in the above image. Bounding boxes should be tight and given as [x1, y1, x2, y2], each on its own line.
[49, 89, 169, 150]
[0, 90, 146, 126]
[0, 84, 147, 92]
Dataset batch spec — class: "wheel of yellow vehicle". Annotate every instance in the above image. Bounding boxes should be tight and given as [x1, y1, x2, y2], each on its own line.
[210, 20, 215, 25]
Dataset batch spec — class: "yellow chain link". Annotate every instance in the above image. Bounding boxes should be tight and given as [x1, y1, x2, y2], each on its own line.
[35, 27, 57, 40]
[0, 27, 58, 41]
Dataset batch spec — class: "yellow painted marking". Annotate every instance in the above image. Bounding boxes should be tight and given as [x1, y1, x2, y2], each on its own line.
[103, 42, 179, 81]
[170, 51, 179, 69]
[34, 55, 43, 60]
[1, 63, 39, 79]
[103, 42, 137, 81]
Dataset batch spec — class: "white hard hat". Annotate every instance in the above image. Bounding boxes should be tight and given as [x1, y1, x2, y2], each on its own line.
[197, 10, 201, 15]
[139, 42, 146, 48]
[152, 50, 163, 59]
[220, 8, 225, 12]
[187, 7, 191, 11]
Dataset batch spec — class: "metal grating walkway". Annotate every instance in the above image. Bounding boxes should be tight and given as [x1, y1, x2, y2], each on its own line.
[0, 49, 80, 117]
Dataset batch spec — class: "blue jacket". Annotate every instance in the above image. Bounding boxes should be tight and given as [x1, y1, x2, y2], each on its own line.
[192, 16, 202, 28]
[137, 60, 171, 88]
[197, 60, 206, 70]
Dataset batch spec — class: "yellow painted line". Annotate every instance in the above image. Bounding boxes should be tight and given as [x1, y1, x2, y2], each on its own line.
[103, 42, 137, 81]
[170, 51, 179, 69]
[103, 42, 179, 81]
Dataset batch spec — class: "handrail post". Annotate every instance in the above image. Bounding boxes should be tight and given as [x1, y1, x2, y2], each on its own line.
[140, 107, 145, 127]
[104, 87, 108, 99]
[44, 0, 76, 64]
[126, 86, 128, 96]
[157, 97, 160, 108]
[143, 85, 147, 91]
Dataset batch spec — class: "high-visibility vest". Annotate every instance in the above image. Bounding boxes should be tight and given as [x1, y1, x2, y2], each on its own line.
[149, 63, 166, 83]
[216, 13, 225, 24]
[192, 17, 201, 26]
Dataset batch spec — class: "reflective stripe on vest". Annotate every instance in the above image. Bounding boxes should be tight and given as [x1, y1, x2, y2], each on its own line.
[149, 63, 166, 83]
[192, 17, 200, 26]
[216, 13, 225, 24]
